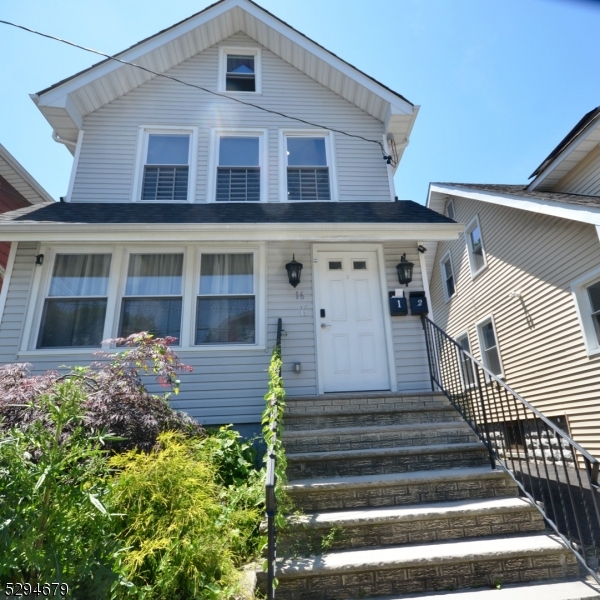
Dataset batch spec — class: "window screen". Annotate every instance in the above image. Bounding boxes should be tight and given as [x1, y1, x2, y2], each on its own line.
[216, 137, 260, 202]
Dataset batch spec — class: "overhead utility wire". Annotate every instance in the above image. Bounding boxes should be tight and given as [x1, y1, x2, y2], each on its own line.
[0, 19, 396, 166]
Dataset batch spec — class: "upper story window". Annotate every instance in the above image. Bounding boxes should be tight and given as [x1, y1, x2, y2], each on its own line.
[209, 129, 267, 202]
[440, 251, 456, 301]
[456, 332, 476, 389]
[218, 47, 262, 94]
[38, 254, 111, 348]
[465, 215, 487, 277]
[279, 130, 337, 202]
[445, 199, 455, 220]
[133, 126, 198, 203]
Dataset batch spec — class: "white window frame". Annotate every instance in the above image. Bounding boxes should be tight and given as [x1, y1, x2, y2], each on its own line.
[456, 330, 476, 390]
[465, 215, 488, 278]
[20, 243, 267, 356]
[207, 128, 268, 203]
[445, 199, 455, 220]
[475, 314, 504, 379]
[570, 266, 600, 357]
[131, 126, 199, 203]
[21, 245, 121, 353]
[439, 250, 456, 302]
[217, 46, 262, 94]
[278, 129, 338, 202]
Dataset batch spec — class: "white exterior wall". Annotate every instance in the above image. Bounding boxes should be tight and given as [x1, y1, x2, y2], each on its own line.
[555, 144, 600, 197]
[429, 196, 600, 458]
[0, 240, 430, 425]
[70, 33, 392, 204]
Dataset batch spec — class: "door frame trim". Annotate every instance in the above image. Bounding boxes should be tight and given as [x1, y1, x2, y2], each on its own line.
[311, 243, 397, 395]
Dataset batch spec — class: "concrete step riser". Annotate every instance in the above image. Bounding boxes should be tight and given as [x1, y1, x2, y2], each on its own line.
[278, 509, 545, 556]
[287, 448, 490, 480]
[288, 475, 519, 512]
[283, 428, 478, 454]
[268, 552, 579, 600]
[285, 409, 462, 432]
[285, 395, 450, 415]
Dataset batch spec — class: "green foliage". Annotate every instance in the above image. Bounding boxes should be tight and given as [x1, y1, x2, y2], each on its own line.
[108, 432, 262, 600]
[201, 426, 257, 487]
[0, 378, 119, 597]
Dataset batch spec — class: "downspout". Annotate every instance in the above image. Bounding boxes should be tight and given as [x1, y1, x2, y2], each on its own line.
[52, 131, 77, 150]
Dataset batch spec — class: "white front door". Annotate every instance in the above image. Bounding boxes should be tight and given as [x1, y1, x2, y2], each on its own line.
[316, 250, 390, 393]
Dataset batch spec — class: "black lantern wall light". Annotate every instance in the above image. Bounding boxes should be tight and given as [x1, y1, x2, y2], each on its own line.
[285, 254, 303, 287]
[396, 253, 414, 286]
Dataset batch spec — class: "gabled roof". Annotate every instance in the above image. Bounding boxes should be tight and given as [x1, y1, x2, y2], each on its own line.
[32, 0, 417, 160]
[0, 145, 54, 205]
[428, 182, 600, 227]
[528, 106, 600, 192]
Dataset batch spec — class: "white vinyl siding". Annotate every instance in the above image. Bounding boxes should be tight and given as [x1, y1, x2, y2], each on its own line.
[555, 144, 600, 197]
[429, 194, 600, 461]
[71, 33, 391, 204]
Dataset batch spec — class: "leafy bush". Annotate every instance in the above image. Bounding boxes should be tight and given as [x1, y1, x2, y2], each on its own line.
[0, 378, 119, 597]
[109, 432, 261, 599]
[0, 333, 203, 452]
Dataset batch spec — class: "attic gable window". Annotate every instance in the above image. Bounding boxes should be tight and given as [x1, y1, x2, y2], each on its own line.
[133, 126, 198, 203]
[218, 47, 262, 94]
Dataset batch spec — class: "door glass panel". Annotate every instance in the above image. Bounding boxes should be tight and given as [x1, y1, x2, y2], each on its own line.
[328, 261, 342, 270]
[353, 261, 367, 270]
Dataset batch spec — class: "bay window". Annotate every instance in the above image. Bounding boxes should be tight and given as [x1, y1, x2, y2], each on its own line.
[38, 254, 111, 348]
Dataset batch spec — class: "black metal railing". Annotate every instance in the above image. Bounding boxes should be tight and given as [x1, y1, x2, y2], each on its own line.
[265, 317, 283, 600]
[421, 315, 600, 580]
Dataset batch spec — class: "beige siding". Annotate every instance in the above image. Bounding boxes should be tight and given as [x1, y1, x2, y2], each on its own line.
[0, 241, 431, 424]
[430, 196, 600, 458]
[555, 144, 600, 196]
[72, 33, 391, 204]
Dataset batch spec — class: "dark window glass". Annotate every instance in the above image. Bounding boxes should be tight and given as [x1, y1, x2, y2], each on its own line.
[353, 261, 367, 270]
[38, 254, 111, 349]
[469, 225, 485, 271]
[38, 299, 107, 348]
[120, 298, 182, 340]
[587, 281, 600, 343]
[196, 297, 255, 344]
[226, 55, 255, 92]
[328, 261, 342, 270]
[443, 258, 455, 297]
[481, 321, 502, 375]
[142, 134, 190, 201]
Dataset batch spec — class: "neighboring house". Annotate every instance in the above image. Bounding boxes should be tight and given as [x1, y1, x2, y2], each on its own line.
[0, 145, 53, 290]
[427, 105, 600, 458]
[0, 0, 461, 429]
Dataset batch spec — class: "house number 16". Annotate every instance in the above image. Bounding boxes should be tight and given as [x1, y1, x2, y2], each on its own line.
[296, 291, 305, 299]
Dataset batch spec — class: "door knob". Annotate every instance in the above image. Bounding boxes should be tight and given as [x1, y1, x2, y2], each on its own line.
[321, 323, 331, 328]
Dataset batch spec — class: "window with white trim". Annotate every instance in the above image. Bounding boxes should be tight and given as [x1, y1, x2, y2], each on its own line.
[118, 253, 184, 343]
[29, 245, 265, 353]
[477, 316, 503, 377]
[196, 253, 255, 344]
[465, 216, 487, 276]
[37, 254, 111, 348]
[456, 332, 476, 389]
[445, 199, 455, 220]
[216, 136, 261, 202]
[133, 127, 198, 203]
[571, 270, 600, 356]
[440, 251, 456, 301]
[218, 47, 261, 93]
[285, 136, 331, 201]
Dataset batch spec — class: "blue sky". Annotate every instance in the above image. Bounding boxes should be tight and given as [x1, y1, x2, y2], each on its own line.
[1, 0, 599, 204]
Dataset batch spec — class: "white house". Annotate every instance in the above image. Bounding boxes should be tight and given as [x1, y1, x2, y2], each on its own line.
[0, 0, 461, 428]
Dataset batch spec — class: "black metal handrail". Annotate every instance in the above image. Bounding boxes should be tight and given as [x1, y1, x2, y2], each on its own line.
[421, 315, 600, 580]
[265, 317, 283, 600]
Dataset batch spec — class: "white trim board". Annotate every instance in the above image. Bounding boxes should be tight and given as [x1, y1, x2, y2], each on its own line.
[0, 222, 465, 243]
[0, 243, 18, 326]
[429, 183, 600, 227]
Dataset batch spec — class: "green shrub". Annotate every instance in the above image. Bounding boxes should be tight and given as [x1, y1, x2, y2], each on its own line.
[108, 431, 261, 599]
[0, 378, 119, 597]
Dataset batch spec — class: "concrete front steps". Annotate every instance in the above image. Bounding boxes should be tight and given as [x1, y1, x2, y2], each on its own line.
[264, 392, 591, 600]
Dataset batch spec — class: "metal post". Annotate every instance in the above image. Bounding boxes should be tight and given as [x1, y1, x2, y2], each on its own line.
[474, 364, 496, 470]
